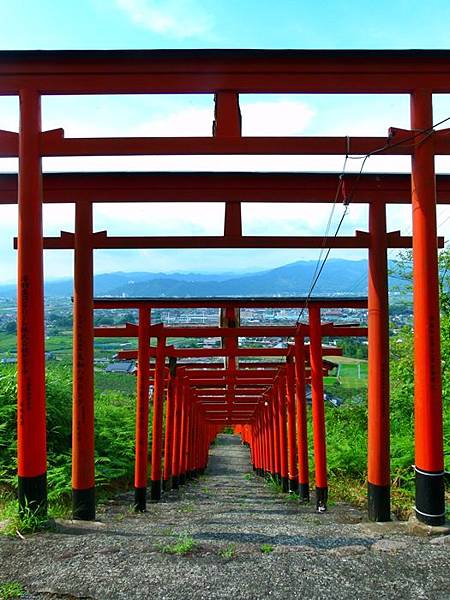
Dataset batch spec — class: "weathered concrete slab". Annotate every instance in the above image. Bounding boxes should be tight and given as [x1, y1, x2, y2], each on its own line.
[0, 435, 449, 600]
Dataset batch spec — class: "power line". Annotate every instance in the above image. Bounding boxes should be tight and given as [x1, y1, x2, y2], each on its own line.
[296, 115, 450, 322]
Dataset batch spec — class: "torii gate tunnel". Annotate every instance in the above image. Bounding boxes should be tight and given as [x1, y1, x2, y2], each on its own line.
[0, 49, 448, 526]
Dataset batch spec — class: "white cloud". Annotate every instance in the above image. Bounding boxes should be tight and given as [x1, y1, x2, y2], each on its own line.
[241, 101, 315, 136]
[115, 0, 213, 39]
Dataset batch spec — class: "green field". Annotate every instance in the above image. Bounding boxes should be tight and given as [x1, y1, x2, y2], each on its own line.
[323, 356, 368, 398]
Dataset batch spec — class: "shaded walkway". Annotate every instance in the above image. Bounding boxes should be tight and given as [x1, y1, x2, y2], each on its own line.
[0, 435, 449, 600]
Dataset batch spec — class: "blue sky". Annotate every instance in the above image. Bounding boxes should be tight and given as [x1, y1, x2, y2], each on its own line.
[0, 1, 450, 282]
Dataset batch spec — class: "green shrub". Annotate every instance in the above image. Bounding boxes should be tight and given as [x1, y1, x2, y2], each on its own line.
[0, 364, 140, 508]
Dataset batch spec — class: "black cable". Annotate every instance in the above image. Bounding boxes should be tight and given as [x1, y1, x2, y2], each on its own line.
[311, 115, 450, 305]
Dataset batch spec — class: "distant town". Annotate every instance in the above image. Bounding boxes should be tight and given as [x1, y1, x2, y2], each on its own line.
[0, 294, 413, 368]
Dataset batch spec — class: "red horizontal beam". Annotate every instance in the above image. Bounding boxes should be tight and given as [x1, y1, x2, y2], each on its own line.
[182, 369, 278, 378]
[1, 49, 450, 93]
[38, 230, 424, 250]
[118, 345, 344, 360]
[195, 390, 263, 395]
[201, 406, 259, 411]
[177, 361, 284, 369]
[95, 325, 365, 339]
[94, 297, 367, 309]
[206, 420, 253, 424]
[27, 130, 449, 158]
[188, 381, 273, 387]
[2, 172, 450, 205]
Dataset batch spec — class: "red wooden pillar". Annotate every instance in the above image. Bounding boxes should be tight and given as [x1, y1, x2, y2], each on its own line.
[309, 306, 328, 511]
[286, 359, 299, 493]
[163, 357, 177, 491]
[171, 372, 182, 488]
[187, 404, 196, 478]
[263, 397, 275, 477]
[134, 307, 151, 511]
[277, 372, 289, 492]
[294, 335, 310, 502]
[411, 90, 445, 525]
[179, 380, 189, 485]
[72, 201, 95, 520]
[182, 397, 192, 480]
[200, 421, 208, 473]
[271, 388, 281, 482]
[254, 418, 261, 474]
[367, 201, 391, 521]
[150, 335, 166, 502]
[257, 412, 266, 477]
[17, 89, 47, 516]
[258, 411, 265, 475]
[263, 406, 271, 476]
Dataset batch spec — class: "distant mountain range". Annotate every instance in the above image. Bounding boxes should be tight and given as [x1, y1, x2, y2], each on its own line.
[0, 259, 407, 299]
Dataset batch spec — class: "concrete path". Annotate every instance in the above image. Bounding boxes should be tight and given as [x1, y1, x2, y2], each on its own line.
[0, 434, 449, 599]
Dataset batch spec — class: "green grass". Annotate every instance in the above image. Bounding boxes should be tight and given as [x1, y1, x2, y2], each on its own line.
[94, 371, 136, 395]
[0, 581, 25, 600]
[0, 334, 18, 353]
[0, 500, 53, 536]
[219, 543, 236, 559]
[161, 535, 196, 555]
[265, 474, 282, 493]
[260, 543, 274, 554]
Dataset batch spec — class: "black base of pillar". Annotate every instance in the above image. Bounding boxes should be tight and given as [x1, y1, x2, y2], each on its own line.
[172, 475, 180, 489]
[288, 478, 299, 494]
[163, 478, 172, 492]
[415, 468, 446, 526]
[198, 467, 206, 476]
[18, 473, 47, 518]
[179, 473, 186, 486]
[316, 486, 328, 512]
[134, 487, 146, 512]
[299, 482, 310, 503]
[150, 479, 162, 503]
[275, 473, 281, 484]
[72, 487, 96, 521]
[368, 482, 391, 522]
[281, 477, 289, 493]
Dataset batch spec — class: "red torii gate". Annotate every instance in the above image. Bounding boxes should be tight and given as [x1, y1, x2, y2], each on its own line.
[92, 298, 366, 510]
[1, 49, 447, 526]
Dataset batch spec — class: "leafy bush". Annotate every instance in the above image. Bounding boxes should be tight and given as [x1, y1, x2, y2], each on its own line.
[0, 364, 140, 507]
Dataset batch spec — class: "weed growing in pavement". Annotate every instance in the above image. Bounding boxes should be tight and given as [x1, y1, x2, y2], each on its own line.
[180, 503, 195, 513]
[260, 543, 274, 554]
[161, 534, 196, 555]
[286, 492, 300, 503]
[244, 473, 253, 481]
[1, 499, 53, 536]
[265, 475, 282, 493]
[0, 581, 25, 599]
[219, 543, 237, 559]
